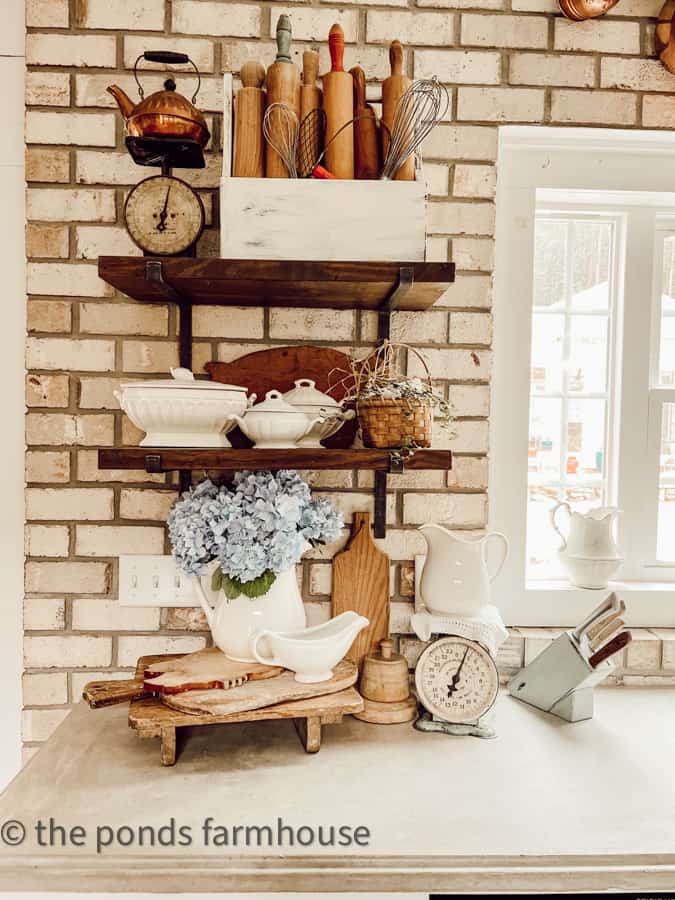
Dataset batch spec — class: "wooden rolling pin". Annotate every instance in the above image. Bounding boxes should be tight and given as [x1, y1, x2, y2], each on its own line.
[233, 60, 266, 178]
[265, 14, 300, 178]
[382, 39, 414, 181]
[300, 49, 322, 121]
[322, 23, 354, 179]
[350, 65, 380, 179]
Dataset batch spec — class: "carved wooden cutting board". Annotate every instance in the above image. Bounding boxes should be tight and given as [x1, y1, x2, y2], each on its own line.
[331, 511, 390, 671]
[161, 659, 358, 717]
[205, 345, 357, 449]
[143, 648, 284, 694]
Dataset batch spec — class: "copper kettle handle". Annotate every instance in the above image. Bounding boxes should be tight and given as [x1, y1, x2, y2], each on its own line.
[133, 51, 202, 104]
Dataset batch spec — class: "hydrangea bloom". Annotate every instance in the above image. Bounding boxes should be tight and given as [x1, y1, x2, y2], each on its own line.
[168, 471, 343, 597]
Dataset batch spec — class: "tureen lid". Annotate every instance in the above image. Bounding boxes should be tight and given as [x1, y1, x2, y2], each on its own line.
[121, 368, 247, 392]
[251, 389, 303, 413]
[283, 378, 340, 408]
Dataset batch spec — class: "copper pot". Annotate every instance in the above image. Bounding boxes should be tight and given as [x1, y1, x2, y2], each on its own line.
[558, 0, 619, 19]
[107, 50, 210, 146]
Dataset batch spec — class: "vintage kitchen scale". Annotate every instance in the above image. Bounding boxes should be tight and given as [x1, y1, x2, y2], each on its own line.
[108, 50, 209, 258]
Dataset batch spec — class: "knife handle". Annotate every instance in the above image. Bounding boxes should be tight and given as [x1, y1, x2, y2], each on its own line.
[589, 631, 631, 668]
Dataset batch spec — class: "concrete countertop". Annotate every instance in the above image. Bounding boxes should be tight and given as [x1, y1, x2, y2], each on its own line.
[0, 687, 673, 893]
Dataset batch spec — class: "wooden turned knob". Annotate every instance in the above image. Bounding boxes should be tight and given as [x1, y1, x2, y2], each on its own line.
[380, 639, 393, 660]
[241, 60, 265, 89]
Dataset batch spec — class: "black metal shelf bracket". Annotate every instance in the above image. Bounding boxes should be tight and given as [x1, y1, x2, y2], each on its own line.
[373, 453, 407, 539]
[377, 266, 414, 342]
[145, 261, 192, 493]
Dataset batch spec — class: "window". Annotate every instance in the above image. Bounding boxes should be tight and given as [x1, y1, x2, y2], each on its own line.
[491, 127, 675, 626]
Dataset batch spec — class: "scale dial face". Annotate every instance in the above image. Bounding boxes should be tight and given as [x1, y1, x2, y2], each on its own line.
[124, 175, 204, 256]
[415, 636, 499, 724]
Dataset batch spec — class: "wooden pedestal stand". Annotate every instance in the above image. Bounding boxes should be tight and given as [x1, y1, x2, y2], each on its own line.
[121, 655, 363, 766]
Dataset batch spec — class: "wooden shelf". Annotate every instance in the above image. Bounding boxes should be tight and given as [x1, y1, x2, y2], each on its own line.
[97, 257, 455, 311]
[98, 448, 452, 474]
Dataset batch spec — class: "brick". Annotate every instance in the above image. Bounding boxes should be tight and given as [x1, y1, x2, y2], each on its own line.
[124, 36, 215, 72]
[80, 302, 168, 336]
[448, 383, 490, 416]
[122, 417, 146, 446]
[28, 263, 112, 299]
[75, 226, 139, 260]
[172, 0, 260, 37]
[497, 633, 525, 669]
[118, 635, 205, 667]
[76, 0, 165, 30]
[510, 53, 595, 89]
[448, 455, 489, 490]
[78, 378, 121, 410]
[450, 311, 493, 345]
[314, 491, 396, 525]
[25, 524, 70, 558]
[415, 49, 500, 85]
[216, 341, 270, 362]
[367, 11, 454, 46]
[72, 598, 160, 632]
[75, 149, 142, 184]
[408, 346, 491, 380]
[26, 148, 70, 184]
[442, 273, 492, 309]
[25, 451, 70, 484]
[25, 72, 70, 107]
[625, 630, 661, 671]
[192, 306, 264, 339]
[22, 673, 68, 706]
[438, 419, 489, 452]
[512, 0, 557, 7]
[660, 633, 675, 669]
[424, 163, 450, 196]
[166, 607, 209, 630]
[27, 301, 71, 334]
[26, 488, 114, 521]
[423, 125, 498, 160]
[27, 189, 116, 223]
[461, 14, 547, 49]
[26, 34, 117, 68]
[27, 0, 69, 27]
[70, 670, 130, 698]
[643, 95, 675, 128]
[554, 19, 640, 54]
[452, 237, 494, 271]
[606, 0, 662, 13]
[419, 0, 502, 7]
[362, 308, 448, 344]
[120, 489, 177, 520]
[601, 57, 675, 91]
[403, 491, 486, 526]
[23, 597, 66, 630]
[453, 164, 496, 199]
[269, 308, 355, 341]
[122, 340, 179, 373]
[25, 561, 110, 594]
[399, 637, 426, 666]
[27, 338, 115, 372]
[26, 413, 114, 447]
[75, 525, 165, 557]
[428, 201, 495, 236]
[25, 635, 112, 668]
[457, 87, 544, 122]
[551, 90, 637, 126]
[22, 709, 70, 743]
[269, 7, 358, 42]
[76, 449, 165, 484]
[76, 73, 223, 115]
[26, 224, 69, 260]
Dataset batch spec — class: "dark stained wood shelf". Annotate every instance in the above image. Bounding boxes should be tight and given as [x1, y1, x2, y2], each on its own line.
[99, 448, 452, 474]
[98, 257, 455, 311]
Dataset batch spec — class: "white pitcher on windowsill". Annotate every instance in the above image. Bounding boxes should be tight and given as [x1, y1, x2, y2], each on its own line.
[551, 502, 623, 589]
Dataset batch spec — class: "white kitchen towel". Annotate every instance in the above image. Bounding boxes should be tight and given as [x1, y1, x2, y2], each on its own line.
[410, 604, 508, 659]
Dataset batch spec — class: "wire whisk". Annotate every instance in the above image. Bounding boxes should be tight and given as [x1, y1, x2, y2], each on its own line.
[297, 108, 326, 178]
[263, 102, 299, 178]
[380, 78, 449, 181]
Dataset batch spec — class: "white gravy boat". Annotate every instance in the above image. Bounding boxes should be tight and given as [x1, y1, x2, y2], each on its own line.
[250, 611, 369, 683]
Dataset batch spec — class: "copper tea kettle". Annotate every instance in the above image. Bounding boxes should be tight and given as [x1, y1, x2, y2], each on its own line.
[108, 50, 210, 146]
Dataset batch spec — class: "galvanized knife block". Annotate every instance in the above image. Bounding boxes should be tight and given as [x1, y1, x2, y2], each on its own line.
[507, 632, 613, 722]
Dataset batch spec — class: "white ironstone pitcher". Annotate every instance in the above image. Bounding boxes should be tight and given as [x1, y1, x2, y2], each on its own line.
[551, 503, 621, 560]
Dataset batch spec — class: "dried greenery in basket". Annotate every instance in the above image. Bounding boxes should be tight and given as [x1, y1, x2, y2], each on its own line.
[328, 341, 455, 450]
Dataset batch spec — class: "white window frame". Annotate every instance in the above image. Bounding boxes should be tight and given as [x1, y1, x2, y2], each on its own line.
[491, 127, 675, 627]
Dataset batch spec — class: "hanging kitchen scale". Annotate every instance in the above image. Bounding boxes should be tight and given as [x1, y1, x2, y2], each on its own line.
[108, 50, 209, 257]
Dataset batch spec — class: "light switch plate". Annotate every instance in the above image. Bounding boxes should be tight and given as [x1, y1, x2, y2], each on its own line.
[118, 555, 200, 607]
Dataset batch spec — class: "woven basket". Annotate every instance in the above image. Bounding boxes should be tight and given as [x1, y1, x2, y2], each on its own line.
[357, 344, 434, 449]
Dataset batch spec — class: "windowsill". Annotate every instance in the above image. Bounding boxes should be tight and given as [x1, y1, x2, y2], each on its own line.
[527, 579, 675, 593]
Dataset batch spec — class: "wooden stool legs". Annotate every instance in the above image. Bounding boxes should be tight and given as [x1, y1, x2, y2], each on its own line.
[160, 727, 178, 766]
[294, 716, 322, 753]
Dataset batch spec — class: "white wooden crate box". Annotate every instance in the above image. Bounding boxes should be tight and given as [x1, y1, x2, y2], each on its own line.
[219, 74, 427, 263]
